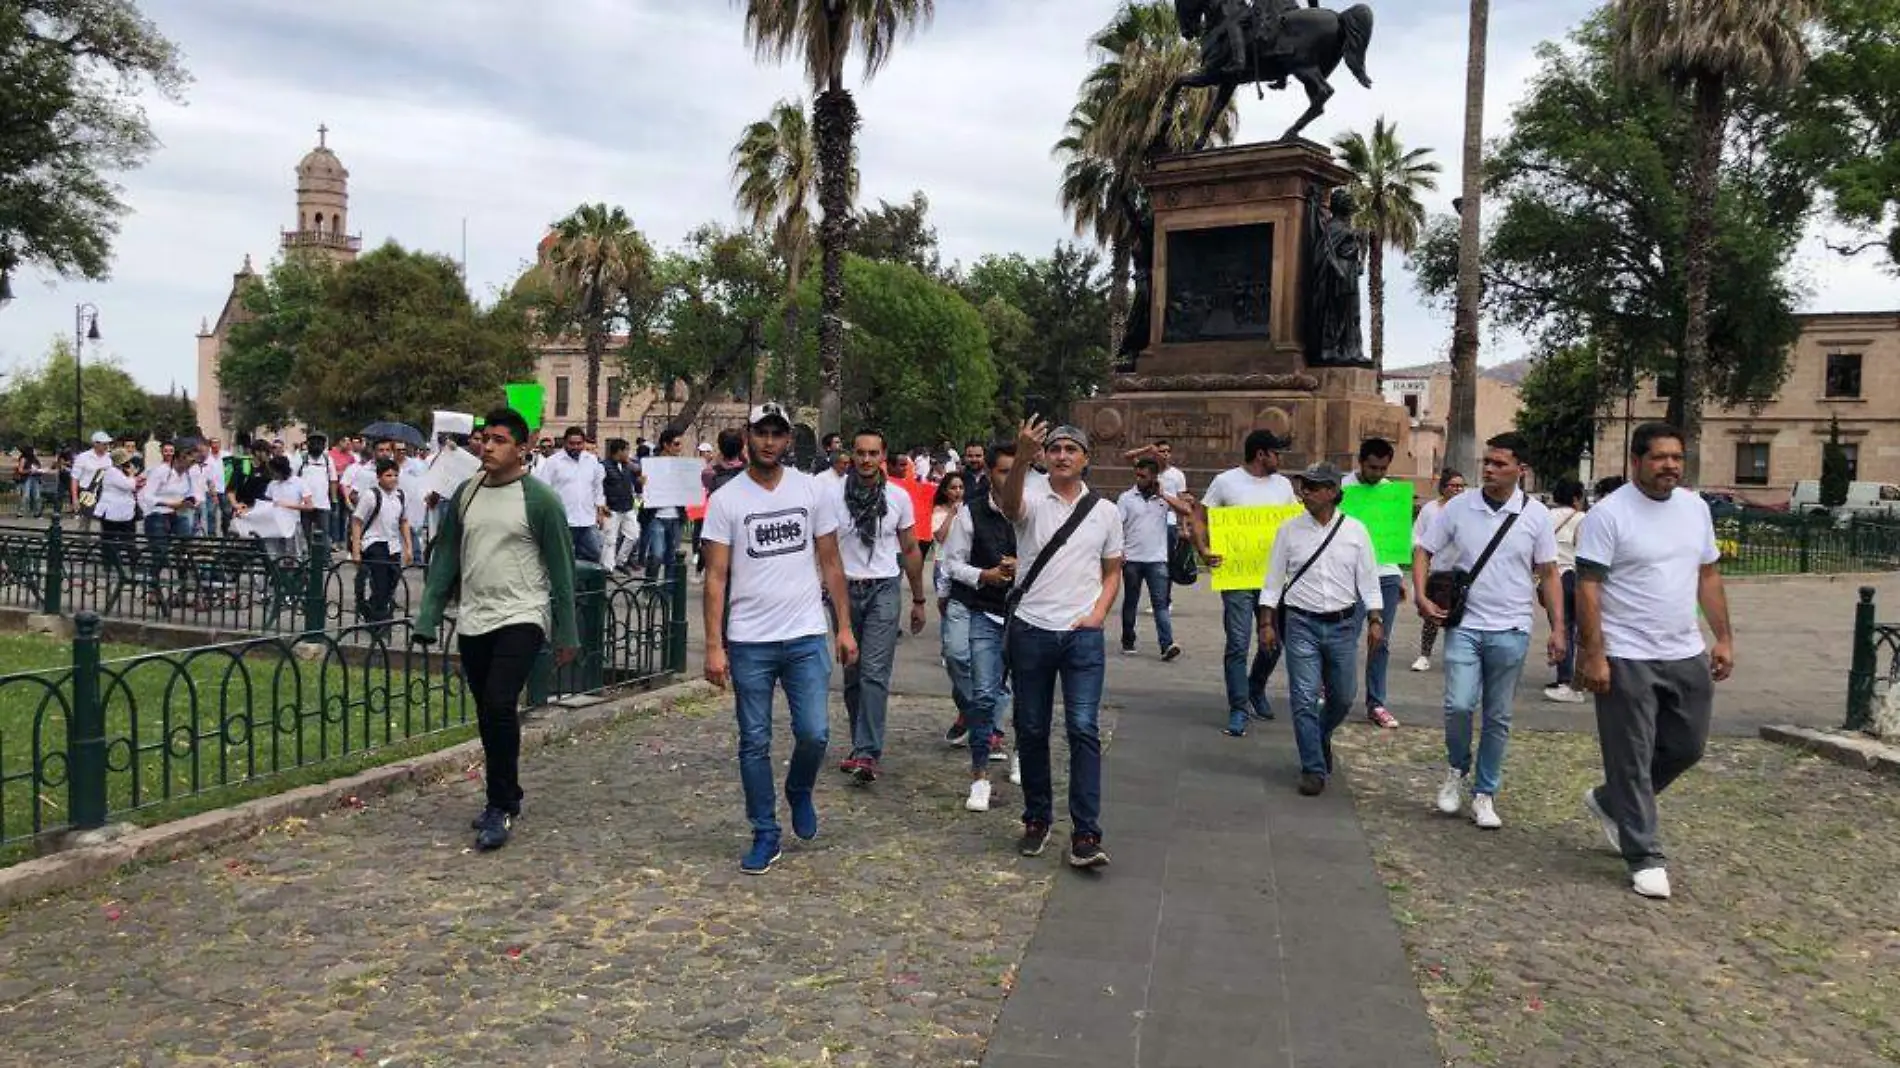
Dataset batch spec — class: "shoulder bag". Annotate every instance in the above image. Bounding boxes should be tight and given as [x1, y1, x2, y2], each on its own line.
[1001, 493, 1103, 670]
[1272, 515, 1345, 641]
[1438, 509, 1520, 631]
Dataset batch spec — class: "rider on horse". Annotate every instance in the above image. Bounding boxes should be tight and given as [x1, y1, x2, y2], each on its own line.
[1207, 0, 1309, 89]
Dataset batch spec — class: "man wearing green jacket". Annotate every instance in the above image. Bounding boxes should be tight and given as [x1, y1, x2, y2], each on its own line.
[416, 407, 579, 852]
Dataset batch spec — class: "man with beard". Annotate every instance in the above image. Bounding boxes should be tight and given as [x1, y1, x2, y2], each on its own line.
[1193, 430, 1298, 736]
[701, 403, 857, 874]
[831, 429, 928, 785]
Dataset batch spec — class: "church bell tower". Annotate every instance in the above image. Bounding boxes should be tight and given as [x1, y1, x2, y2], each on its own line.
[281, 124, 360, 264]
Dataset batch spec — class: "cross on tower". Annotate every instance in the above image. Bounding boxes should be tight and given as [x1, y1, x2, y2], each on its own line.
[317, 123, 328, 147]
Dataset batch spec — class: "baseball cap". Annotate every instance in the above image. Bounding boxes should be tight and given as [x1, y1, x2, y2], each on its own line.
[748, 402, 792, 429]
[1296, 461, 1344, 486]
[90, 430, 112, 445]
[695, 442, 714, 454]
[1046, 425, 1090, 452]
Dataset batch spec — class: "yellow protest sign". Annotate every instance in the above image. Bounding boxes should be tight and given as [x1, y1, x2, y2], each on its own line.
[1206, 505, 1305, 592]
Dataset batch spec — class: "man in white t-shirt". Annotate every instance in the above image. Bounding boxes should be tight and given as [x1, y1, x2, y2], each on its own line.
[1414, 432, 1565, 830]
[999, 417, 1124, 869]
[197, 439, 228, 537]
[1575, 423, 1733, 901]
[533, 426, 610, 564]
[349, 458, 412, 623]
[701, 402, 857, 876]
[831, 429, 928, 784]
[1116, 457, 1181, 660]
[1193, 430, 1298, 736]
[1341, 437, 1406, 730]
[70, 431, 115, 532]
[295, 436, 337, 546]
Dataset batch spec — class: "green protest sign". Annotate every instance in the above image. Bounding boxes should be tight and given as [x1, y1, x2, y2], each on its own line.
[1341, 479, 1415, 567]
[503, 383, 544, 431]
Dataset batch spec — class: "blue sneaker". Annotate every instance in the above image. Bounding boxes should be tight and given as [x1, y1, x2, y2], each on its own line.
[787, 790, 819, 841]
[741, 831, 783, 875]
[1249, 693, 1275, 721]
[1223, 710, 1248, 737]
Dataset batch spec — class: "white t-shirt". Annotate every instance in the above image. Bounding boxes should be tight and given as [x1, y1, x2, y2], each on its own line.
[1575, 484, 1718, 661]
[701, 469, 840, 643]
[295, 453, 335, 511]
[1011, 481, 1125, 632]
[1202, 467, 1297, 508]
[352, 485, 407, 551]
[829, 479, 914, 580]
[95, 466, 138, 523]
[344, 461, 381, 506]
[1157, 465, 1188, 527]
[72, 448, 113, 498]
[1418, 488, 1556, 633]
[1116, 487, 1172, 564]
[1549, 506, 1585, 573]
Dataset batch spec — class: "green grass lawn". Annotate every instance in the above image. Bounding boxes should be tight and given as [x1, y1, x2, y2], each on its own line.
[0, 630, 473, 857]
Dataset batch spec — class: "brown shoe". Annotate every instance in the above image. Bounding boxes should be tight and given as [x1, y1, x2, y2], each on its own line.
[1298, 773, 1326, 796]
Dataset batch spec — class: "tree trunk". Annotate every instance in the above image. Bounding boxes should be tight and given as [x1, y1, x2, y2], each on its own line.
[1679, 73, 1725, 486]
[1448, 0, 1488, 480]
[813, 86, 860, 438]
[778, 255, 804, 404]
[1367, 234, 1386, 377]
[1107, 237, 1130, 357]
[584, 327, 601, 442]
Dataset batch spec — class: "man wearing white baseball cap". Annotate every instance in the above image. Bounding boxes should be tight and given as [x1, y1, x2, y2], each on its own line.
[71, 431, 115, 531]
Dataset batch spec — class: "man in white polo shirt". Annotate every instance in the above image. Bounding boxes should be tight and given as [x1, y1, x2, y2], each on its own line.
[830, 428, 928, 785]
[1576, 422, 1733, 900]
[998, 417, 1123, 869]
[1413, 432, 1564, 830]
[533, 425, 609, 564]
[1117, 456, 1181, 660]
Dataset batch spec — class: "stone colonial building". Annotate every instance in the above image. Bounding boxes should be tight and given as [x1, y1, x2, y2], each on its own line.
[1381, 360, 1527, 479]
[1593, 310, 1900, 501]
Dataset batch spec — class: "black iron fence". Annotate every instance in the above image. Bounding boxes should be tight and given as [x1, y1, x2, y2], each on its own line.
[1846, 586, 1900, 733]
[1716, 512, 1900, 576]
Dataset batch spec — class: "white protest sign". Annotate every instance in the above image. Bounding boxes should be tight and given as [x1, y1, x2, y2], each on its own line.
[427, 446, 482, 500]
[431, 410, 475, 444]
[640, 456, 705, 510]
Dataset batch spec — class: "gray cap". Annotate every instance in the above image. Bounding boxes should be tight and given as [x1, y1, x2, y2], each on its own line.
[1296, 461, 1344, 486]
[1046, 424, 1090, 452]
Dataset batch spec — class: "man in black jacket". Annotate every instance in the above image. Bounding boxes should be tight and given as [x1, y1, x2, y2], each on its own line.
[602, 439, 639, 573]
[938, 442, 1021, 812]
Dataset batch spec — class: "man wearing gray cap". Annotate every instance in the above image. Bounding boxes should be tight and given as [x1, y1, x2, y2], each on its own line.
[998, 416, 1124, 868]
[1258, 462, 1384, 796]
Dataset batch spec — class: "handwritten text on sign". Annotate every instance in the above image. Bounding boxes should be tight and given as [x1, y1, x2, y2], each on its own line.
[1207, 505, 1305, 592]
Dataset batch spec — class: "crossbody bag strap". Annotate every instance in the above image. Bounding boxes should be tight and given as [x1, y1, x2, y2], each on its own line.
[1008, 493, 1102, 608]
[1464, 507, 1522, 583]
[1281, 514, 1345, 600]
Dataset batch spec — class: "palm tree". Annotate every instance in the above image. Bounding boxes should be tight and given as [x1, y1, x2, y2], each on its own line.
[545, 203, 653, 440]
[1614, 0, 1813, 483]
[736, 0, 936, 436]
[1448, 0, 1489, 482]
[1055, 1, 1235, 353]
[1334, 117, 1440, 376]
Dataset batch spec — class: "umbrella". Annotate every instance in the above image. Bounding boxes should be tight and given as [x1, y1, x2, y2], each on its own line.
[360, 421, 426, 448]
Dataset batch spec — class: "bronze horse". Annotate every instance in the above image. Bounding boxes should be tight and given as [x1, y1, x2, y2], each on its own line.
[1153, 0, 1375, 154]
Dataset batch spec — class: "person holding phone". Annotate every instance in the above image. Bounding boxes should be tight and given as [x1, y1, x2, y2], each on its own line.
[939, 442, 1023, 813]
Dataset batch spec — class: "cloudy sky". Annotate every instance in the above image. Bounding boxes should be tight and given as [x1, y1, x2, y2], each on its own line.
[2, 0, 1894, 395]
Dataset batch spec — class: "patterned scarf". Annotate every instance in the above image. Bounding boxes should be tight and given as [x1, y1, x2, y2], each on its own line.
[844, 468, 888, 549]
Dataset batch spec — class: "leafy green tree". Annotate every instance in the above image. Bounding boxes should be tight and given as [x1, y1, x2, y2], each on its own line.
[143, 387, 198, 441]
[0, 0, 189, 288]
[959, 245, 1110, 422]
[219, 244, 536, 435]
[622, 225, 780, 434]
[541, 204, 655, 440]
[731, 98, 832, 398]
[1512, 343, 1604, 483]
[851, 190, 941, 277]
[1785, 0, 1900, 271]
[1333, 117, 1440, 374]
[0, 337, 151, 448]
[1821, 414, 1850, 507]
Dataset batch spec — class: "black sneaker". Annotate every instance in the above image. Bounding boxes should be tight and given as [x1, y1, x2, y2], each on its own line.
[471, 804, 519, 830]
[474, 807, 513, 851]
[1298, 773, 1326, 796]
[1018, 821, 1051, 857]
[944, 716, 970, 748]
[1067, 834, 1111, 869]
[1161, 644, 1183, 662]
[853, 757, 881, 785]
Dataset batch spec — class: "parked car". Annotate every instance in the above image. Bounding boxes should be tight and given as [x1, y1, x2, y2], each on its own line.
[1700, 491, 1744, 520]
[1788, 479, 1900, 522]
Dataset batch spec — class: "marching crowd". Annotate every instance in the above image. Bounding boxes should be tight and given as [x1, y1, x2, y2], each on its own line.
[409, 401, 1730, 903]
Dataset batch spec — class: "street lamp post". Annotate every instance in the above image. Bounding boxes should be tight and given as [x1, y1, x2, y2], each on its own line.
[74, 303, 101, 448]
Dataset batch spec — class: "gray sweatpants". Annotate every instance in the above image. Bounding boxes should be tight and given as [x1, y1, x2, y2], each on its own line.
[1591, 655, 1713, 872]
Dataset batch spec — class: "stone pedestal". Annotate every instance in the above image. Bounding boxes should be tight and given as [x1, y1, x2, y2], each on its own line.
[1074, 140, 1411, 489]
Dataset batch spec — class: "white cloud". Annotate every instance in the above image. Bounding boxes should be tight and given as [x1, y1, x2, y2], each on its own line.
[1, 0, 1890, 403]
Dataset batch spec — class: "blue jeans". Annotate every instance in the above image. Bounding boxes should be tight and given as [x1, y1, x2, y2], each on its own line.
[1009, 623, 1105, 838]
[1119, 561, 1174, 652]
[570, 525, 602, 565]
[1283, 608, 1360, 778]
[199, 496, 221, 538]
[729, 635, 832, 834]
[142, 511, 194, 583]
[941, 600, 974, 717]
[1221, 590, 1280, 724]
[1365, 574, 1404, 711]
[1442, 627, 1531, 796]
[20, 477, 41, 517]
[967, 608, 1011, 769]
[844, 577, 901, 760]
[644, 516, 681, 571]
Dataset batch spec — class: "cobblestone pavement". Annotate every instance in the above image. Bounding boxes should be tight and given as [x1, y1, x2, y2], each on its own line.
[0, 692, 1090, 1066]
[1335, 727, 1900, 1068]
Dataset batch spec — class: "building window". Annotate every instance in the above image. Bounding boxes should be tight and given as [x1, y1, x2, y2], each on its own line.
[1402, 394, 1419, 419]
[1734, 442, 1770, 486]
[1826, 352, 1862, 399]
[555, 376, 570, 418]
[606, 377, 623, 418]
[1841, 443, 1859, 481]
[1652, 371, 1677, 400]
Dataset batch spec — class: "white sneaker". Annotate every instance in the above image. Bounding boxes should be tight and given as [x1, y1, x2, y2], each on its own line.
[1582, 788, 1621, 853]
[1435, 769, 1465, 815]
[1410, 656, 1431, 672]
[1008, 754, 1022, 786]
[1472, 793, 1502, 829]
[1631, 867, 1672, 899]
[1543, 683, 1588, 704]
[965, 779, 992, 812]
